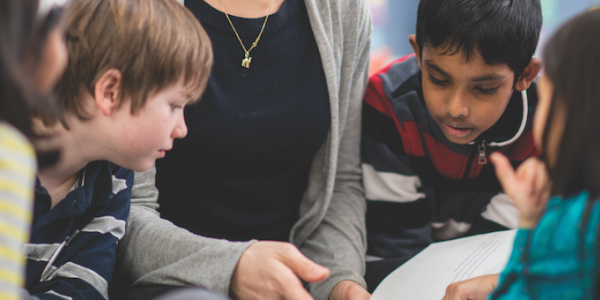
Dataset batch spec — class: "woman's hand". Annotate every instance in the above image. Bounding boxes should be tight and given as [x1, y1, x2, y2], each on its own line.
[329, 281, 370, 300]
[441, 274, 499, 300]
[490, 153, 551, 228]
[230, 241, 330, 300]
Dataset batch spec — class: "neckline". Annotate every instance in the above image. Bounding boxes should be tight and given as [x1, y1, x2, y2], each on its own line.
[186, 0, 297, 37]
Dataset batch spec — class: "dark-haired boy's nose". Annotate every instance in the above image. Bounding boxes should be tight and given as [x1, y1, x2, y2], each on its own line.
[445, 92, 469, 118]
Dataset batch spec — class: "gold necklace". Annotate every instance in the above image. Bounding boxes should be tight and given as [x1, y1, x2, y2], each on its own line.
[217, 0, 275, 69]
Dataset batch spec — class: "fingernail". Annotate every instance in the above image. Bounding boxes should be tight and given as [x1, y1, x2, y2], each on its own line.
[312, 267, 327, 277]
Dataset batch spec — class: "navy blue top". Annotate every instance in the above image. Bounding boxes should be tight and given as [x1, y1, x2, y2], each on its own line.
[155, 0, 331, 242]
[26, 161, 132, 300]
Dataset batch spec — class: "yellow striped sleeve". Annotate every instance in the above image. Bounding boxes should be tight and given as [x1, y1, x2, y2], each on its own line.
[0, 122, 36, 300]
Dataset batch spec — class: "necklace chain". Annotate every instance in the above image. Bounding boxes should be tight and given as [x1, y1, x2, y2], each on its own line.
[217, 0, 275, 68]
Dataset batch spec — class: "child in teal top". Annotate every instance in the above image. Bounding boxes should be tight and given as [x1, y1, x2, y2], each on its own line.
[441, 7, 600, 300]
[488, 8, 600, 300]
[490, 191, 599, 299]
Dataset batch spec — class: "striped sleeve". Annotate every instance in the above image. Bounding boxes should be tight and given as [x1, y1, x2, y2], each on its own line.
[362, 102, 435, 258]
[0, 122, 36, 300]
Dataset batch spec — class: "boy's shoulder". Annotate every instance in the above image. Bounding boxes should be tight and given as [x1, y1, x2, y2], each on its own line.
[365, 54, 422, 114]
[364, 54, 427, 136]
[84, 161, 134, 203]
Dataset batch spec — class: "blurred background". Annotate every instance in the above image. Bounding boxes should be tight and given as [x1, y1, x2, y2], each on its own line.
[368, 0, 600, 75]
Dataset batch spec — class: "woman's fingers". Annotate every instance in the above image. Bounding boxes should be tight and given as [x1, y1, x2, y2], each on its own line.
[277, 243, 330, 283]
[231, 241, 329, 300]
[278, 269, 316, 300]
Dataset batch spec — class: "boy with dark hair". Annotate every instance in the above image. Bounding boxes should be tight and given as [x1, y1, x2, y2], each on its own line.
[362, 0, 543, 290]
[23, 0, 213, 299]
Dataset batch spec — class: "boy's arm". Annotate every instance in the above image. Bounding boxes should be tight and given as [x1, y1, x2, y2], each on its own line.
[427, 190, 517, 241]
[114, 165, 255, 295]
[467, 193, 519, 235]
[26, 167, 132, 300]
[361, 100, 436, 258]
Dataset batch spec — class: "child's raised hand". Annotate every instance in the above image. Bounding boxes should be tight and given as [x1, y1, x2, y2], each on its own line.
[490, 153, 551, 228]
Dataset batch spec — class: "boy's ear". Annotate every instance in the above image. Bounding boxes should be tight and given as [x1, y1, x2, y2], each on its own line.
[94, 69, 122, 116]
[515, 58, 542, 91]
[409, 34, 422, 69]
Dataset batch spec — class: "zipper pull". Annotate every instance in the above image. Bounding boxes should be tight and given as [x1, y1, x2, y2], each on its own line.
[478, 140, 487, 165]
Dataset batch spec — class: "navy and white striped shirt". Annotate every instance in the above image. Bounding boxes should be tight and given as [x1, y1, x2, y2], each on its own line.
[25, 161, 132, 300]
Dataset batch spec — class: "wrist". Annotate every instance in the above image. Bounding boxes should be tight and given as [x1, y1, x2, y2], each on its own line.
[518, 219, 537, 229]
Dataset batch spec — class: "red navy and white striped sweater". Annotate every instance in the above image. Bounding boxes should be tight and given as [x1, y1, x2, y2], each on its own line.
[362, 55, 538, 258]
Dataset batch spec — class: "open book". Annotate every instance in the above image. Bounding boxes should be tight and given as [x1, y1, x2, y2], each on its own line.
[371, 229, 517, 300]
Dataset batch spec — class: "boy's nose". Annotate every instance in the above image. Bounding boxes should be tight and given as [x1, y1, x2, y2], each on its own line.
[172, 117, 188, 139]
[446, 92, 470, 118]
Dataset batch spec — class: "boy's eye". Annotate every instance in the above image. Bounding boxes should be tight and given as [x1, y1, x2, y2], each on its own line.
[170, 104, 184, 110]
[427, 74, 449, 86]
[474, 86, 499, 95]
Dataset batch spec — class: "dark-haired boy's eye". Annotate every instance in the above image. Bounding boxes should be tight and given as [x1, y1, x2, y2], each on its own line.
[427, 74, 449, 86]
[474, 86, 499, 95]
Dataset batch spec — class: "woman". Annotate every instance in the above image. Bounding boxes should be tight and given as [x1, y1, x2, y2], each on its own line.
[114, 0, 372, 299]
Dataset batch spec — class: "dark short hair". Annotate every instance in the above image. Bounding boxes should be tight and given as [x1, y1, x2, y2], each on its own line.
[541, 8, 600, 199]
[539, 10, 600, 300]
[0, 0, 60, 136]
[416, 0, 542, 83]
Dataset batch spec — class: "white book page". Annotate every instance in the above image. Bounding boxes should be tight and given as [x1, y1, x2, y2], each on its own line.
[371, 230, 517, 300]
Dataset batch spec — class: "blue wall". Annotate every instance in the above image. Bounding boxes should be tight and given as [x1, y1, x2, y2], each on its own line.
[370, 0, 600, 61]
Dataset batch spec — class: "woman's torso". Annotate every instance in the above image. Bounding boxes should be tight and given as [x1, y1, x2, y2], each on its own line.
[155, 0, 331, 242]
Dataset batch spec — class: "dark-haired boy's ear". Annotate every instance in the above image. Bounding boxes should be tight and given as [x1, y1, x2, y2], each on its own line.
[409, 34, 422, 69]
[515, 58, 542, 91]
[94, 69, 122, 116]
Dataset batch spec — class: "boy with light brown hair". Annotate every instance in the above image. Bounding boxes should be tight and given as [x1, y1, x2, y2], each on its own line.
[24, 0, 214, 299]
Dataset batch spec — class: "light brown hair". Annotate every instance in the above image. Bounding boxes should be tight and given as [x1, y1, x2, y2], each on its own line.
[55, 0, 212, 119]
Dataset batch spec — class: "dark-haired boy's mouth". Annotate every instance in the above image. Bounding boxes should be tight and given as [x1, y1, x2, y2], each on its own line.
[443, 122, 473, 138]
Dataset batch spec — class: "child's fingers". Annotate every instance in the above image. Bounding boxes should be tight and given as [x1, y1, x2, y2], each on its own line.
[490, 152, 517, 192]
[533, 160, 550, 205]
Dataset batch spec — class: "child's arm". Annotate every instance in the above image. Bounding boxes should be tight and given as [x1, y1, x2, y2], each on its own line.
[26, 167, 132, 300]
[362, 101, 440, 256]
[0, 124, 36, 300]
[442, 274, 499, 300]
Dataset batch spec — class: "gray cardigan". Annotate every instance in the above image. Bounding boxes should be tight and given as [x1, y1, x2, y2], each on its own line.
[114, 1, 372, 299]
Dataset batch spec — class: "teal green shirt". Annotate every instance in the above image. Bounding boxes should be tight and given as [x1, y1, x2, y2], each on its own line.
[490, 191, 599, 300]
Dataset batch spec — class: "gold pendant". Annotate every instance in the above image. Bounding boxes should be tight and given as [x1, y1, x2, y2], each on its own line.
[241, 52, 252, 69]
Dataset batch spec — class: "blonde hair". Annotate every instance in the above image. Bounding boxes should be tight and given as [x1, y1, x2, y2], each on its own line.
[55, 0, 213, 118]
